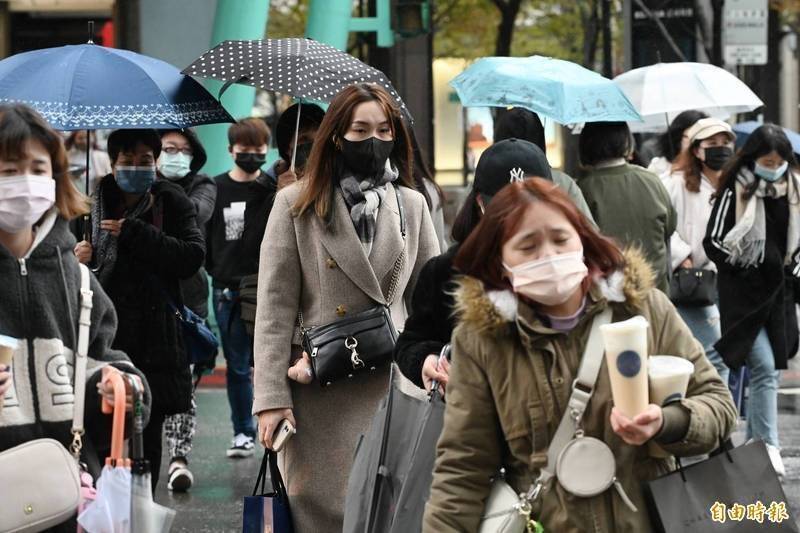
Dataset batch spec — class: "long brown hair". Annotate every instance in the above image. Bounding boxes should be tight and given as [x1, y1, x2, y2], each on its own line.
[293, 83, 414, 221]
[672, 140, 705, 193]
[455, 178, 625, 291]
[0, 103, 88, 220]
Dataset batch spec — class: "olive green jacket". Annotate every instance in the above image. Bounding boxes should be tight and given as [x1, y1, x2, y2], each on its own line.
[423, 250, 737, 533]
[576, 163, 677, 293]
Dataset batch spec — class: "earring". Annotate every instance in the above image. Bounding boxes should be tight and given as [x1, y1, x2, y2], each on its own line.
[332, 136, 341, 150]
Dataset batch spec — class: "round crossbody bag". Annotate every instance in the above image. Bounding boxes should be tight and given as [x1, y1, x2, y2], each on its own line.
[556, 430, 638, 510]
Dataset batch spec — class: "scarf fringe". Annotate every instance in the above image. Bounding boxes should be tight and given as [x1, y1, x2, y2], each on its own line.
[725, 238, 765, 268]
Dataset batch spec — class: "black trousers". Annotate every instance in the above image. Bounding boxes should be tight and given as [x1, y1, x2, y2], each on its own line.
[143, 409, 167, 491]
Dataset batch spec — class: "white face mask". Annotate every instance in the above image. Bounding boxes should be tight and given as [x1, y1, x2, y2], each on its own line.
[158, 152, 193, 180]
[504, 249, 588, 306]
[0, 175, 56, 233]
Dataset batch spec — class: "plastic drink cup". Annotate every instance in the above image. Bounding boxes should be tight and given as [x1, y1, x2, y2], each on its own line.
[648, 355, 694, 457]
[600, 316, 649, 418]
[648, 356, 694, 406]
[0, 335, 17, 411]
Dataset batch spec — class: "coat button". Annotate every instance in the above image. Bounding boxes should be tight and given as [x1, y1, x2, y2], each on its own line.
[336, 305, 347, 317]
[326, 258, 338, 269]
[554, 377, 565, 385]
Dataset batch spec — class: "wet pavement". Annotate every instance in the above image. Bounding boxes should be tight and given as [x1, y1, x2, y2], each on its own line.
[154, 389, 258, 533]
[156, 376, 800, 531]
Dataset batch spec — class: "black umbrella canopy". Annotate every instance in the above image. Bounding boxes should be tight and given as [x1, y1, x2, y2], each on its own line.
[183, 38, 411, 120]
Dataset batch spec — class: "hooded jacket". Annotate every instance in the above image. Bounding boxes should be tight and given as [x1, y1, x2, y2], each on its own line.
[171, 172, 215, 318]
[423, 250, 736, 533]
[0, 210, 151, 454]
[158, 128, 215, 318]
[90, 176, 205, 415]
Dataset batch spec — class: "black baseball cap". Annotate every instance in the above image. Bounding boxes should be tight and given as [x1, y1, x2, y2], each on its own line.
[474, 138, 552, 204]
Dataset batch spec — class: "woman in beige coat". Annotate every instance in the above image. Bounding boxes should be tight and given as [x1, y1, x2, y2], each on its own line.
[252, 84, 440, 532]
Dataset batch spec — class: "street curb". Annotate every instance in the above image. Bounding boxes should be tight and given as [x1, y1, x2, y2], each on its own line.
[197, 366, 227, 389]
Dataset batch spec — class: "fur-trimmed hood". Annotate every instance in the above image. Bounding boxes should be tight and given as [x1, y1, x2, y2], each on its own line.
[453, 248, 655, 335]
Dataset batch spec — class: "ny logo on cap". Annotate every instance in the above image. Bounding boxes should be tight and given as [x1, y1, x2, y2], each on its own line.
[509, 167, 525, 183]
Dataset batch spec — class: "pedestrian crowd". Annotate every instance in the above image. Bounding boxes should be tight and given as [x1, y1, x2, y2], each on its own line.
[0, 78, 797, 532]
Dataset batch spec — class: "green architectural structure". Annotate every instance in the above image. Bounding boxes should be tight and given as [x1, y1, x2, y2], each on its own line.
[196, 0, 270, 177]
[198, 0, 399, 176]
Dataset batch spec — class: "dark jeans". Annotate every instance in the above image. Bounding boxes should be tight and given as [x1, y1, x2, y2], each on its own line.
[213, 288, 256, 437]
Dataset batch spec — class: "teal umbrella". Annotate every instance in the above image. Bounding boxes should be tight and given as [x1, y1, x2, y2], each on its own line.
[450, 55, 642, 124]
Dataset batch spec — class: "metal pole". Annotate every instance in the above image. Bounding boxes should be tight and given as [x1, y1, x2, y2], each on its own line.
[602, 0, 612, 77]
[83, 20, 95, 241]
[290, 103, 302, 172]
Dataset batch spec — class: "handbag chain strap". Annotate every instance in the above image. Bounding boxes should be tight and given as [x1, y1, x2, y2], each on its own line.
[70, 263, 93, 460]
[297, 184, 408, 331]
[524, 307, 612, 503]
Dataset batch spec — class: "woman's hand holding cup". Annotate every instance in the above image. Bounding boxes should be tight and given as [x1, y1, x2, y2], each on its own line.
[610, 404, 663, 446]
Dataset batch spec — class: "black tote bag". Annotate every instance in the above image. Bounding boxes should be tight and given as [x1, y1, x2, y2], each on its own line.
[243, 451, 294, 533]
[645, 440, 798, 532]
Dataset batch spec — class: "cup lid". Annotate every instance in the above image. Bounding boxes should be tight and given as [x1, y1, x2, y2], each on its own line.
[0, 335, 18, 349]
[648, 355, 694, 376]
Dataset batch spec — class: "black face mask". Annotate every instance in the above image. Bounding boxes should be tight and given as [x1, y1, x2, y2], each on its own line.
[702, 145, 734, 171]
[235, 152, 266, 174]
[340, 137, 394, 176]
[293, 142, 313, 169]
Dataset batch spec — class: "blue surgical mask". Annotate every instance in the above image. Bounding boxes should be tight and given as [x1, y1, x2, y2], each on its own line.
[158, 152, 193, 180]
[115, 166, 156, 193]
[754, 161, 789, 183]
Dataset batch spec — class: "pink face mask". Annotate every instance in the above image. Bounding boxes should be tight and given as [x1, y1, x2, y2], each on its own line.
[503, 249, 588, 306]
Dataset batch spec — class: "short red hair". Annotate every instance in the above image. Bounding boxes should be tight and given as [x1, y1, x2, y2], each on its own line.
[454, 178, 625, 291]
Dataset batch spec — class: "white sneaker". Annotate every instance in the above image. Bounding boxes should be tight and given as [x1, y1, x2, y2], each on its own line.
[766, 444, 786, 477]
[167, 459, 194, 492]
[227, 433, 255, 458]
[767, 444, 786, 477]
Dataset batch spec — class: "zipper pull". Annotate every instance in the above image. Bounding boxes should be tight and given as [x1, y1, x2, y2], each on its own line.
[18, 258, 27, 276]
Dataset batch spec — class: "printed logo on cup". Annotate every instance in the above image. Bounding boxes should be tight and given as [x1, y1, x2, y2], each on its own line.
[616, 350, 641, 378]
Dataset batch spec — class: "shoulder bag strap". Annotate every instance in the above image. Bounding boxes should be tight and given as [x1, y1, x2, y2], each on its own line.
[530, 306, 613, 494]
[384, 184, 407, 306]
[70, 263, 93, 459]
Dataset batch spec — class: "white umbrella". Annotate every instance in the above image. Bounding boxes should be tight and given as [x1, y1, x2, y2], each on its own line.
[614, 62, 764, 133]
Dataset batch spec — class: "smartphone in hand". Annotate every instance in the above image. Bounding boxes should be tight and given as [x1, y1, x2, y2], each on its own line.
[272, 418, 296, 452]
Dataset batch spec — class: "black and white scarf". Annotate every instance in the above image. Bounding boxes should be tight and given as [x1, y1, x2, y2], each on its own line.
[91, 175, 152, 285]
[338, 163, 399, 256]
[723, 167, 800, 267]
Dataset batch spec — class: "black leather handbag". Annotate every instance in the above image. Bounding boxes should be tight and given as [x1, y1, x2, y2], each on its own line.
[669, 267, 717, 307]
[300, 185, 407, 387]
[302, 305, 399, 386]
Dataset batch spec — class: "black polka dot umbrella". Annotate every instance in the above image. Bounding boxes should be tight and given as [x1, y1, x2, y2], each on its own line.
[182, 38, 411, 121]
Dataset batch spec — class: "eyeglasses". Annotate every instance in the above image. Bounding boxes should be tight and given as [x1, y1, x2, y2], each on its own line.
[162, 146, 193, 156]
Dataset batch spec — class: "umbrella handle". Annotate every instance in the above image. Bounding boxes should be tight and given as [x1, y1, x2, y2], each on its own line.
[100, 367, 128, 467]
[430, 344, 451, 396]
